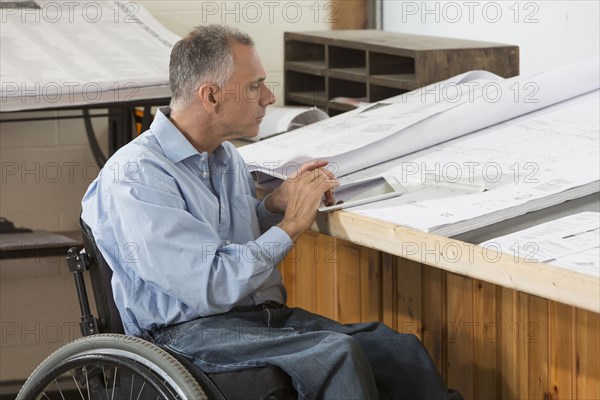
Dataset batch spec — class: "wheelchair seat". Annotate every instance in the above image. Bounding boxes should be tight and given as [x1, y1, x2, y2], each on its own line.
[16, 218, 297, 400]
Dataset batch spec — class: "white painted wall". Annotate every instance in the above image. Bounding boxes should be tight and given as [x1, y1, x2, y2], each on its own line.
[383, 0, 600, 75]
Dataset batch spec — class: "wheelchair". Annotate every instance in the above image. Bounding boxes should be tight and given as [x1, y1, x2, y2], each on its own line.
[16, 219, 297, 400]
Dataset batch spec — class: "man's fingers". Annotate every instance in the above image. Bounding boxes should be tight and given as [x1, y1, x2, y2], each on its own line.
[291, 160, 329, 178]
[288, 165, 339, 207]
[318, 166, 336, 180]
[302, 160, 329, 172]
[288, 160, 340, 186]
[311, 169, 339, 189]
[314, 170, 339, 206]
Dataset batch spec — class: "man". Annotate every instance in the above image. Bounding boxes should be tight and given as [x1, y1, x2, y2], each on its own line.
[82, 25, 453, 399]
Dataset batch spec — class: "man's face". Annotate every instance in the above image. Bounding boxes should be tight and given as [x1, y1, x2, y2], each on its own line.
[216, 43, 275, 139]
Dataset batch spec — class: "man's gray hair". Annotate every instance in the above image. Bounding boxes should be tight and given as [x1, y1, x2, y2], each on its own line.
[169, 25, 254, 112]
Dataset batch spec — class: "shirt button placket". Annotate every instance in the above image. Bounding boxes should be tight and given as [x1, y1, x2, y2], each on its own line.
[200, 154, 208, 180]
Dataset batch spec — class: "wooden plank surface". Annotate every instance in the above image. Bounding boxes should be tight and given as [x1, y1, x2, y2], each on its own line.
[360, 248, 381, 322]
[549, 301, 574, 399]
[381, 253, 396, 329]
[396, 257, 422, 339]
[335, 240, 362, 323]
[446, 272, 474, 398]
[314, 234, 335, 319]
[421, 265, 445, 375]
[527, 295, 549, 399]
[316, 211, 600, 313]
[473, 280, 498, 399]
[498, 287, 520, 399]
[279, 230, 599, 398]
[576, 309, 600, 399]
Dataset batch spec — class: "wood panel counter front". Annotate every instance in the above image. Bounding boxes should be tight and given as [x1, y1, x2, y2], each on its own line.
[277, 210, 599, 399]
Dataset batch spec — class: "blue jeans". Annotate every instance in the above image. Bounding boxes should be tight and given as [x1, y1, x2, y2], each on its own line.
[148, 305, 448, 400]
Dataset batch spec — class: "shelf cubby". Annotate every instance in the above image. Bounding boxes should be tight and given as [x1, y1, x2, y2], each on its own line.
[328, 46, 365, 67]
[369, 84, 408, 102]
[284, 70, 326, 107]
[369, 52, 415, 77]
[329, 78, 366, 102]
[284, 30, 519, 115]
[284, 39, 326, 76]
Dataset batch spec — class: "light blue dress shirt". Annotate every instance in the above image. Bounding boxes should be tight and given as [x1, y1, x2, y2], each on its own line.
[82, 107, 291, 337]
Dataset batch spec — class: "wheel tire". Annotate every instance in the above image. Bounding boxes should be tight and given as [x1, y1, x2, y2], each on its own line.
[17, 333, 207, 400]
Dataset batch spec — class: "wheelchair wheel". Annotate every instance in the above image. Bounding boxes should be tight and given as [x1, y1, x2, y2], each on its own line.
[17, 333, 207, 400]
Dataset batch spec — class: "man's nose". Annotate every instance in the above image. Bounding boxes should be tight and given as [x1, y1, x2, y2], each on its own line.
[261, 84, 276, 106]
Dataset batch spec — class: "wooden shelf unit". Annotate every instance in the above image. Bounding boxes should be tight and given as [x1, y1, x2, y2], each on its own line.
[284, 30, 519, 115]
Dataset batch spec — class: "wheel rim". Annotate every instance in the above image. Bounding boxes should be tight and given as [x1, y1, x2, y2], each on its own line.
[26, 354, 181, 400]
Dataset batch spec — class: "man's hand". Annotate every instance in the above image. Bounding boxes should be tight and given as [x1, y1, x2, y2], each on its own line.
[270, 160, 339, 242]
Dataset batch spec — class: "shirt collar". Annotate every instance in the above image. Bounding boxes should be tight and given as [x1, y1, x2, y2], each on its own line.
[150, 107, 202, 164]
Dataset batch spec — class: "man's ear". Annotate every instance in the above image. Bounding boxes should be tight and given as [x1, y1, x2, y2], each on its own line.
[198, 83, 219, 111]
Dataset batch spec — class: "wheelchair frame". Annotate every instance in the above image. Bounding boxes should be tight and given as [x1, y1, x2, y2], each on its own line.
[16, 220, 296, 400]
